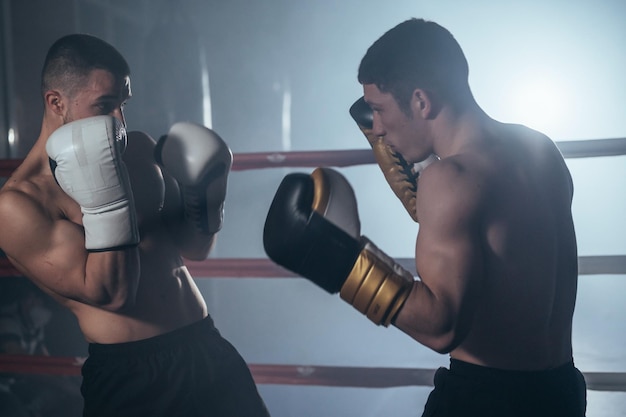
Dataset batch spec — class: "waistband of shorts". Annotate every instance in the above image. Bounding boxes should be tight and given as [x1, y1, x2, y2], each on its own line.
[449, 358, 576, 382]
[87, 315, 217, 356]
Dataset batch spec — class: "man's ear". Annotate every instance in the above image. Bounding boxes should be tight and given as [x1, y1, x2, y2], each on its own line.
[44, 90, 65, 117]
[411, 88, 440, 120]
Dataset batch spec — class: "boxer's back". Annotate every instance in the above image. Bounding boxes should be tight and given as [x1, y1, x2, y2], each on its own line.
[451, 122, 578, 370]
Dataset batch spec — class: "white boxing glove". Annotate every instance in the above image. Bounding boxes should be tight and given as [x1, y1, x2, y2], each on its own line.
[46, 116, 139, 251]
[155, 122, 233, 239]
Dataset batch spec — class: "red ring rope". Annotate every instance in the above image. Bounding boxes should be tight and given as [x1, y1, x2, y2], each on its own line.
[1, 256, 625, 279]
[0, 354, 436, 387]
[0, 353, 624, 391]
[1, 137, 625, 177]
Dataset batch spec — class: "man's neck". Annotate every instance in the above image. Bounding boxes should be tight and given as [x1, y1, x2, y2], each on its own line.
[432, 104, 492, 158]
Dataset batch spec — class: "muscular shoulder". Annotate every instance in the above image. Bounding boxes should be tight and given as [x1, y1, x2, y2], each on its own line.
[416, 154, 489, 228]
[0, 182, 49, 222]
[0, 168, 79, 245]
[0, 187, 49, 256]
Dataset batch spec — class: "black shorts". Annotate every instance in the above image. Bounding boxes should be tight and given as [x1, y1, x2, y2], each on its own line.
[421, 359, 587, 417]
[81, 316, 270, 417]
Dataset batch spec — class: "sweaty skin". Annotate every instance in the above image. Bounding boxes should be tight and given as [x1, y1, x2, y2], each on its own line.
[364, 83, 577, 371]
[0, 69, 209, 343]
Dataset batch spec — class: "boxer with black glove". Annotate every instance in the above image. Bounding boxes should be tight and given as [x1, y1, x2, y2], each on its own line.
[264, 167, 414, 326]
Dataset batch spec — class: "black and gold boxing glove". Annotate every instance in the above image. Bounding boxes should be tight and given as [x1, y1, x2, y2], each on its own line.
[349, 96, 436, 222]
[340, 238, 414, 326]
[263, 167, 414, 326]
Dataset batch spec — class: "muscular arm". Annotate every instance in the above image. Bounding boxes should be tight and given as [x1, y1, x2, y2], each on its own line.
[0, 190, 140, 311]
[393, 158, 485, 353]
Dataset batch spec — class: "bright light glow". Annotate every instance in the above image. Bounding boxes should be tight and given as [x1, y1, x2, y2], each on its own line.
[507, 72, 571, 136]
[281, 79, 292, 151]
[8, 128, 15, 147]
[199, 48, 212, 129]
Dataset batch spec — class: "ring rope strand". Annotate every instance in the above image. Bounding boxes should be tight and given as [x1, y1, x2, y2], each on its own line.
[1, 256, 625, 278]
[0, 353, 624, 391]
[0, 137, 625, 177]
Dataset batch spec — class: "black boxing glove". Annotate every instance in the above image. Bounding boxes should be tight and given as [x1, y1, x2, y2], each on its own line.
[263, 167, 414, 326]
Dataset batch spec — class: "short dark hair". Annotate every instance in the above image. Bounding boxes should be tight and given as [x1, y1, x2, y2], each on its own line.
[41, 33, 130, 98]
[358, 18, 470, 111]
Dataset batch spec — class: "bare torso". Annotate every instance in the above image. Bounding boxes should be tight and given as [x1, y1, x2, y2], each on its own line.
[1, 132, 207, 344]
[449, 122, 577, 370]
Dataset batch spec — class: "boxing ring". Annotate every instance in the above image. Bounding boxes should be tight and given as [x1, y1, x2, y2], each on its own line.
[0, 137, 625, 392]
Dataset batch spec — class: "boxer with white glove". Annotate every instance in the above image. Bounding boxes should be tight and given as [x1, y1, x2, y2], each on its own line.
[155, 122, 233, 260]
[46, 115, 139, 251]
[264, 167, 415, 326]
[350, 96, 437, 222]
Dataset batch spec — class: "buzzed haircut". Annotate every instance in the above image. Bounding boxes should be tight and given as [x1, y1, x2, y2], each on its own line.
[41, 33, 130, 98]
[358, 18, 471, 112]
